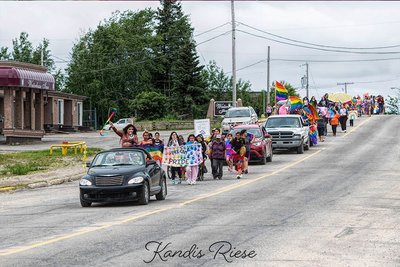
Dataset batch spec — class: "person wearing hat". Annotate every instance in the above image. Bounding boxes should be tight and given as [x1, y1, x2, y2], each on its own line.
[210, 134, 226, 180]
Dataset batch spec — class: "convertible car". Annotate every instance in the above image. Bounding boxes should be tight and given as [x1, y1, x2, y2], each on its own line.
[79, 147, 167, 207]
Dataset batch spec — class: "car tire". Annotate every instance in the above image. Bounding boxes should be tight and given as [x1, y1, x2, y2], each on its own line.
[297, 143, 304, 154]
[266, 146, 273, 162]
[138, 181, 150, 205]
[304, 138, 310, 151]
[80, 195, 92, 207]
[261, 148, 267, 165]
[156, 176, 167, 201]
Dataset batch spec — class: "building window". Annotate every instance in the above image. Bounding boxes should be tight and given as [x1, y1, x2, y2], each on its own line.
[77, 102, 83, 126]
[58, 99, 64, 124]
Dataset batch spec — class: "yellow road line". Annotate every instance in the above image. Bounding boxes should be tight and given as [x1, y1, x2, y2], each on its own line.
[0, 149, 322, 257]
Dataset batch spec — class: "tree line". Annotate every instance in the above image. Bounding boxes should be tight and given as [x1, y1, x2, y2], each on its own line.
[1, 0, 303, 124]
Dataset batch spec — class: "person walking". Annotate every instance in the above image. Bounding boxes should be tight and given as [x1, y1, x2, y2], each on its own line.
[196, 134, 208, 180]
[231, 131, 246, 179]
[225, 133, 234, 172]
[316, 115, 325, 142]
[338, 104, 348, 132]
[185, 134, 199, 185]
[167, 131, 183, 184]
[266, 104, 273, 117]
[330, 111, 340, 136]
[210, 134, 226, 180]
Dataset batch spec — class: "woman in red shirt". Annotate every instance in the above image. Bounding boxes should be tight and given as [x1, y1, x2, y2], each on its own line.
[110, 122, 139, 147]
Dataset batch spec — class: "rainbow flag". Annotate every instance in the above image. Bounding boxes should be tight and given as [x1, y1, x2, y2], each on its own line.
[137, 144, 164, 164]
[275, 81, 288, 100]
[289, 96, 303, 110]
[307, 104, 319, 121]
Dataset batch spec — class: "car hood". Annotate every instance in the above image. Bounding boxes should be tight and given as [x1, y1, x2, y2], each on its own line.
[87, 165, 145, 177]
[222, 117, 252, 124]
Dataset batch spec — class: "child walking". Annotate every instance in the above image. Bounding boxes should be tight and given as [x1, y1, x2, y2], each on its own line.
[185, 134, 199, 185]
[210, 134, 226, 180]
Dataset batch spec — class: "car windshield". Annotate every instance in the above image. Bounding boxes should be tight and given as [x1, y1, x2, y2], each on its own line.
[265, 117, 301, 128]
[91, 151, 145, 166]
[230, 128, 262, 138]
[225, 109, 250, 118]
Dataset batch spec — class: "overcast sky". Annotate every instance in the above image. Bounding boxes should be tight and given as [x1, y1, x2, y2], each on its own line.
[1, 1, 400, 99]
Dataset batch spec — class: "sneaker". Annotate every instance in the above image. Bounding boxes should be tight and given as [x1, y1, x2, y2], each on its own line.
[244, 169, 248, 174]
[237, 175, 241, 179]
[344, 130, 347, 133]
[171, 179, 176, 185]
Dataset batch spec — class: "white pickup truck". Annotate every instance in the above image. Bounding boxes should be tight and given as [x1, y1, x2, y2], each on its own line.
[264, 115, 310, 154]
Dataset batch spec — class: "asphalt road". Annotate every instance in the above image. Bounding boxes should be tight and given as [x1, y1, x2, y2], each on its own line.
[0, 115, 399, 266]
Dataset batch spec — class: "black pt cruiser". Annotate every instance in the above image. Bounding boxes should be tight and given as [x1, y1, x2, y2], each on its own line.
[79, 147, 167, 207]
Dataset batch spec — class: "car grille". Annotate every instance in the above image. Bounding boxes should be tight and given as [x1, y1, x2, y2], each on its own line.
[95, 176, 124, 186]
[268, 131, 294, 139]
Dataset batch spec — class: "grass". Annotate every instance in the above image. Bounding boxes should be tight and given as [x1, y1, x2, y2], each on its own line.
[0, 148, 102, 177]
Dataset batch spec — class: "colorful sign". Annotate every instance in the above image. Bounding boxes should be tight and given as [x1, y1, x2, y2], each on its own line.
[162, 144, 203, 167]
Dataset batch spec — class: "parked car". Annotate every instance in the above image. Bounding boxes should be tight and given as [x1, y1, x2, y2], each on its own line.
[264, 115, 310, 154]
[79, 147, 167, 207]
[230, 124, 273, 164]
[103, 118, 133, 130]
[221, 106, 258, 134]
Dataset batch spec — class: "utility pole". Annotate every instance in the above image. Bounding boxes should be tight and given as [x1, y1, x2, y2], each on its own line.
[266, 46, 270, 106]
[300, 62, 309, 98]
[231, 0, 237, 107]
[337, 82, 354, 94]
[305, 62, 309, 98]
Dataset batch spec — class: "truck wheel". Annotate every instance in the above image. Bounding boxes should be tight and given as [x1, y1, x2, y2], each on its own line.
[304, 138, 310, 151]
[297, 143, 304, 154]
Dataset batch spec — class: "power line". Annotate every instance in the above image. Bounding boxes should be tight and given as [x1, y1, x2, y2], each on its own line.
[237, 21, 400, 50]
[236, 29, 400, 55]
[194, 22, 231, 37]
[196, 30, 231, 46]
[272, 57, 400, 63]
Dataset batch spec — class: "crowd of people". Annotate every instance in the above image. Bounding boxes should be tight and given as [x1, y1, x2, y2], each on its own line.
[108, 121, 255, 184]
[107, 92, 385, 185]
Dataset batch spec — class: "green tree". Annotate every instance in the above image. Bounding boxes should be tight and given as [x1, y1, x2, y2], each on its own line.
[129, 91, 168, 120]
[0, 47, 10, 60]
[155, 0, 207, 117]
[66, 9, 161, 124]
[385, 95, 399, 114]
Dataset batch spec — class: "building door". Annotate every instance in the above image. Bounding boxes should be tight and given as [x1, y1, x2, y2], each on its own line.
[57, 99, 64, 125]
[77, 102, 83, 126]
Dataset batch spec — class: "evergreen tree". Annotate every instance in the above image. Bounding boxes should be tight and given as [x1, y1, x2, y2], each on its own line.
[155, 0, 206, 116]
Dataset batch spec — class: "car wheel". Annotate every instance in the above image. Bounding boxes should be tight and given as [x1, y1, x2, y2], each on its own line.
[304, 138, 310, 151]
[138, 181, 150, 205]
[80, 194, 92, 207]
[297, 143, 304, 154]
[266, 146, 273, 162]
[156, 176, 167, 201]
[261, 147, 267, 165]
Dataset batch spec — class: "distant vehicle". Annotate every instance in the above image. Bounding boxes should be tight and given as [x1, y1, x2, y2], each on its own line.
[230, 124, 273, 165]
[79, 147, 167, 207]
[103, 118, 133, 130]
[221, 106, 258, 134]
[264, 115, 310, 154]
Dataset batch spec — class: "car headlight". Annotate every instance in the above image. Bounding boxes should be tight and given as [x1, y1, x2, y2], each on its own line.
[293, 134, 301, 138]
[79, 179, 92, 186]
[253, 141, 262, 146]
[128, 177, 144, 184]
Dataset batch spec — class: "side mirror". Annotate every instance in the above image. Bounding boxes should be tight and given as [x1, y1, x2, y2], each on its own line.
[86, 161, 91, 167]
[264, 133, 271, 138]
[146, 159, 156, 165]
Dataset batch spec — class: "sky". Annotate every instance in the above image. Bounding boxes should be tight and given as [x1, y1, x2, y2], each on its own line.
[1, 1, 400, 99]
